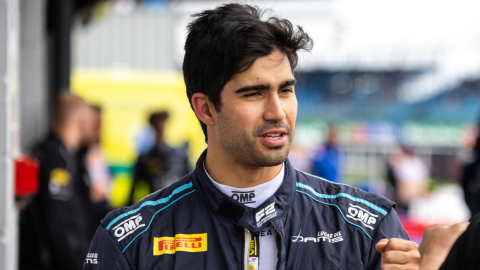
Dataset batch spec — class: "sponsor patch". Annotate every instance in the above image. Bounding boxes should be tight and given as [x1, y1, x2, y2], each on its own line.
[256, 202, 276, 228]
[153, 233, 207, 255]
[113, 214, 145, 242]
[85, 253, 98, 264]
[248, 257, 258, 270]
[248, 234, 259, 270]
[290, 230, 343, 243]
[346, 203, 378, 230]
[50, 168, 71, 186]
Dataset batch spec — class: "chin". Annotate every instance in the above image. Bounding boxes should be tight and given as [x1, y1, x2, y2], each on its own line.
[249, 148, 289, 167]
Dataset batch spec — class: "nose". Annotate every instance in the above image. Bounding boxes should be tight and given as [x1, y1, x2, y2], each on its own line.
[263, 94, 286, 122]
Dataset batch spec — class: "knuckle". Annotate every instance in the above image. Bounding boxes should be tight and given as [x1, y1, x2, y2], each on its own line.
[411, 251, 421, 262]
[386, 240, 396, 250]
[384, 251, 394, 262]
[413, 251, 422, 262]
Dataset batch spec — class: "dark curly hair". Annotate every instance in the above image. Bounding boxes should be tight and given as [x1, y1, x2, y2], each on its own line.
[183, 3, 313, 142]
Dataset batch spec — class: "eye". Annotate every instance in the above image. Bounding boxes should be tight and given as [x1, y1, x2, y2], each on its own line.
[244, 92, 261, 98]
[280, 88, 293, 94]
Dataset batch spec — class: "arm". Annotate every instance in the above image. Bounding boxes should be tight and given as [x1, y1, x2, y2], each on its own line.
[83, 226, 132, 270]
[419, 222, 469, 270]
[369, 208, 419, 270]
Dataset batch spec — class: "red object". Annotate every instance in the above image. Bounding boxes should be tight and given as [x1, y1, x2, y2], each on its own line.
[15, 156, 39, 197]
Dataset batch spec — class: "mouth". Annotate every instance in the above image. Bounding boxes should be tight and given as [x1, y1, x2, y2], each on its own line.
[259, 130, 288, 147]
[261, 133, 285, 140]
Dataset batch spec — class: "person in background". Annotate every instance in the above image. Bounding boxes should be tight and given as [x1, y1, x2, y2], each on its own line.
[128, 111, 190, 205]
[460, 120, 480, 217]
[77, 105, 112, 239]
[19, 92, 93, 270]
[387, 144, 429, 212]
[311, 124, 341, 182]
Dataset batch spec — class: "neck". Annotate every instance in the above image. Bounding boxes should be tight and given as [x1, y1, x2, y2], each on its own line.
[204, 144, 283, 189]
[53, 125, 80, 152]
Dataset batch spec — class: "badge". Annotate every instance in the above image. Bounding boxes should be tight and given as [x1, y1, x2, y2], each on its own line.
[249, 233, 259, 270]
[50, 168, 71, 186]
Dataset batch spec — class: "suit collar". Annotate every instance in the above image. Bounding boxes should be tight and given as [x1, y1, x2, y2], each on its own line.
[192, 149, 296, 232]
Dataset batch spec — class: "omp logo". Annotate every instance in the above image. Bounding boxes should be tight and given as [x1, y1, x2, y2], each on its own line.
[153, 233, 207, 255]
[256, 202, 276, 228]
[231, 190, 256, 205]
[84, 253, 98, 264]
[290, 230, 343, 243]
[346, 203, 378, 230]
[113, 214, 145, 242]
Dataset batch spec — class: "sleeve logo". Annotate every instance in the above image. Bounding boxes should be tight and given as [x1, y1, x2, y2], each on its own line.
[113, 214, 145, 242]
[84, 253, 98, 264]
[153, 233, 207, 255]
[346, 203, 378, 230]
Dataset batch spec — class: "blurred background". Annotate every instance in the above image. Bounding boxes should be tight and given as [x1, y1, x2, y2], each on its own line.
[2, 0, 480, 268]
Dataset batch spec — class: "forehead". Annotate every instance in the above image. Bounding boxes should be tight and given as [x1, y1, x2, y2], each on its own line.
[225, 51, 294, 90]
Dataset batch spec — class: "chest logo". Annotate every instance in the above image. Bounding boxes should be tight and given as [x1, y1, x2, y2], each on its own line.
[153, 233, 207, 255]
[113, 214, 145, 242]
[346, 204, 378, 230]
[231, 190, 256, 205]
[290, 230, 343, 243]
[256, 202, 276, 228]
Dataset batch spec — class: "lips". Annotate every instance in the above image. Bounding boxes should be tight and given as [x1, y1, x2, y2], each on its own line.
[259, 130, 288, 147]
[262, 133, 282, 139]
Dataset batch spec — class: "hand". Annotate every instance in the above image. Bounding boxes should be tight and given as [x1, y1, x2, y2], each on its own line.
[419, 222, 469, 270]
[375, 238, 420, 270]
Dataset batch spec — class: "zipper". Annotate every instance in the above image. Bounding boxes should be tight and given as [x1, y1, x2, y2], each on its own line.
[244, 228, 251, 270]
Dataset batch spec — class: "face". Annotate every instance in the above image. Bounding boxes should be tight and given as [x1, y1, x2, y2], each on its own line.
[213, 50, 297, 167]
[80, 106, 98, 146]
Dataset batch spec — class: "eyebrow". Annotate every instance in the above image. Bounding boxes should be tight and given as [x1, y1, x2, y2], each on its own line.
[234, 79, 297, 94]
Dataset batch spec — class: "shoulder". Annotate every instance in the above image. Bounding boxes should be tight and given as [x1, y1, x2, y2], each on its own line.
[100, 173, 195, 248]
[294, 169, 395, 236]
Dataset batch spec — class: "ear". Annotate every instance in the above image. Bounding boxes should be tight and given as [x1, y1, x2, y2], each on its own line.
[191, 93, 215, 126]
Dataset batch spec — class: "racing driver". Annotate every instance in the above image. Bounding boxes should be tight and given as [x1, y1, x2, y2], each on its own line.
[84, 3, 415, 270]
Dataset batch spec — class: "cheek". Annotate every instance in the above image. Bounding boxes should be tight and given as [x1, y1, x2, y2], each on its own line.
[223, 105, 258, 129]
[283, 98, 298, 120]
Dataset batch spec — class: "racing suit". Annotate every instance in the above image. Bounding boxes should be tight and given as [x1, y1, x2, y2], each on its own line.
[20, 134, 93, 270]
[84, 150, 409, 269]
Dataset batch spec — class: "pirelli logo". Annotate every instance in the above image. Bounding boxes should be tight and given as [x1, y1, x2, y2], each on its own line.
[153, 233, 207, 255]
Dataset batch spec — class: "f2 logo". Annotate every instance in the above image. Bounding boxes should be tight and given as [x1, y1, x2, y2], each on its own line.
[256, 202, 276, 227]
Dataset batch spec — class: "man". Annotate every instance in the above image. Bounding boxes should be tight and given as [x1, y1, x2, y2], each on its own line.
[82, 105, 111, 204]
[20, 92, 94, 270]
[387, 145, 429, 212]
[312, 124, 341, 182]
[84, 4, 410, 269]
[128, 111, 190, 205]
[78, 105, 112, 239]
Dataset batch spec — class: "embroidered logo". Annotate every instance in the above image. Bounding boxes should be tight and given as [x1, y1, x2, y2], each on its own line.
[255, 202, 276, 227]
[346, 203, 378, 230]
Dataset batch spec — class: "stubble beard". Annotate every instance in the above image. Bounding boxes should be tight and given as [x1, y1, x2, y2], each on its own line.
[217, 113, 293, 167]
